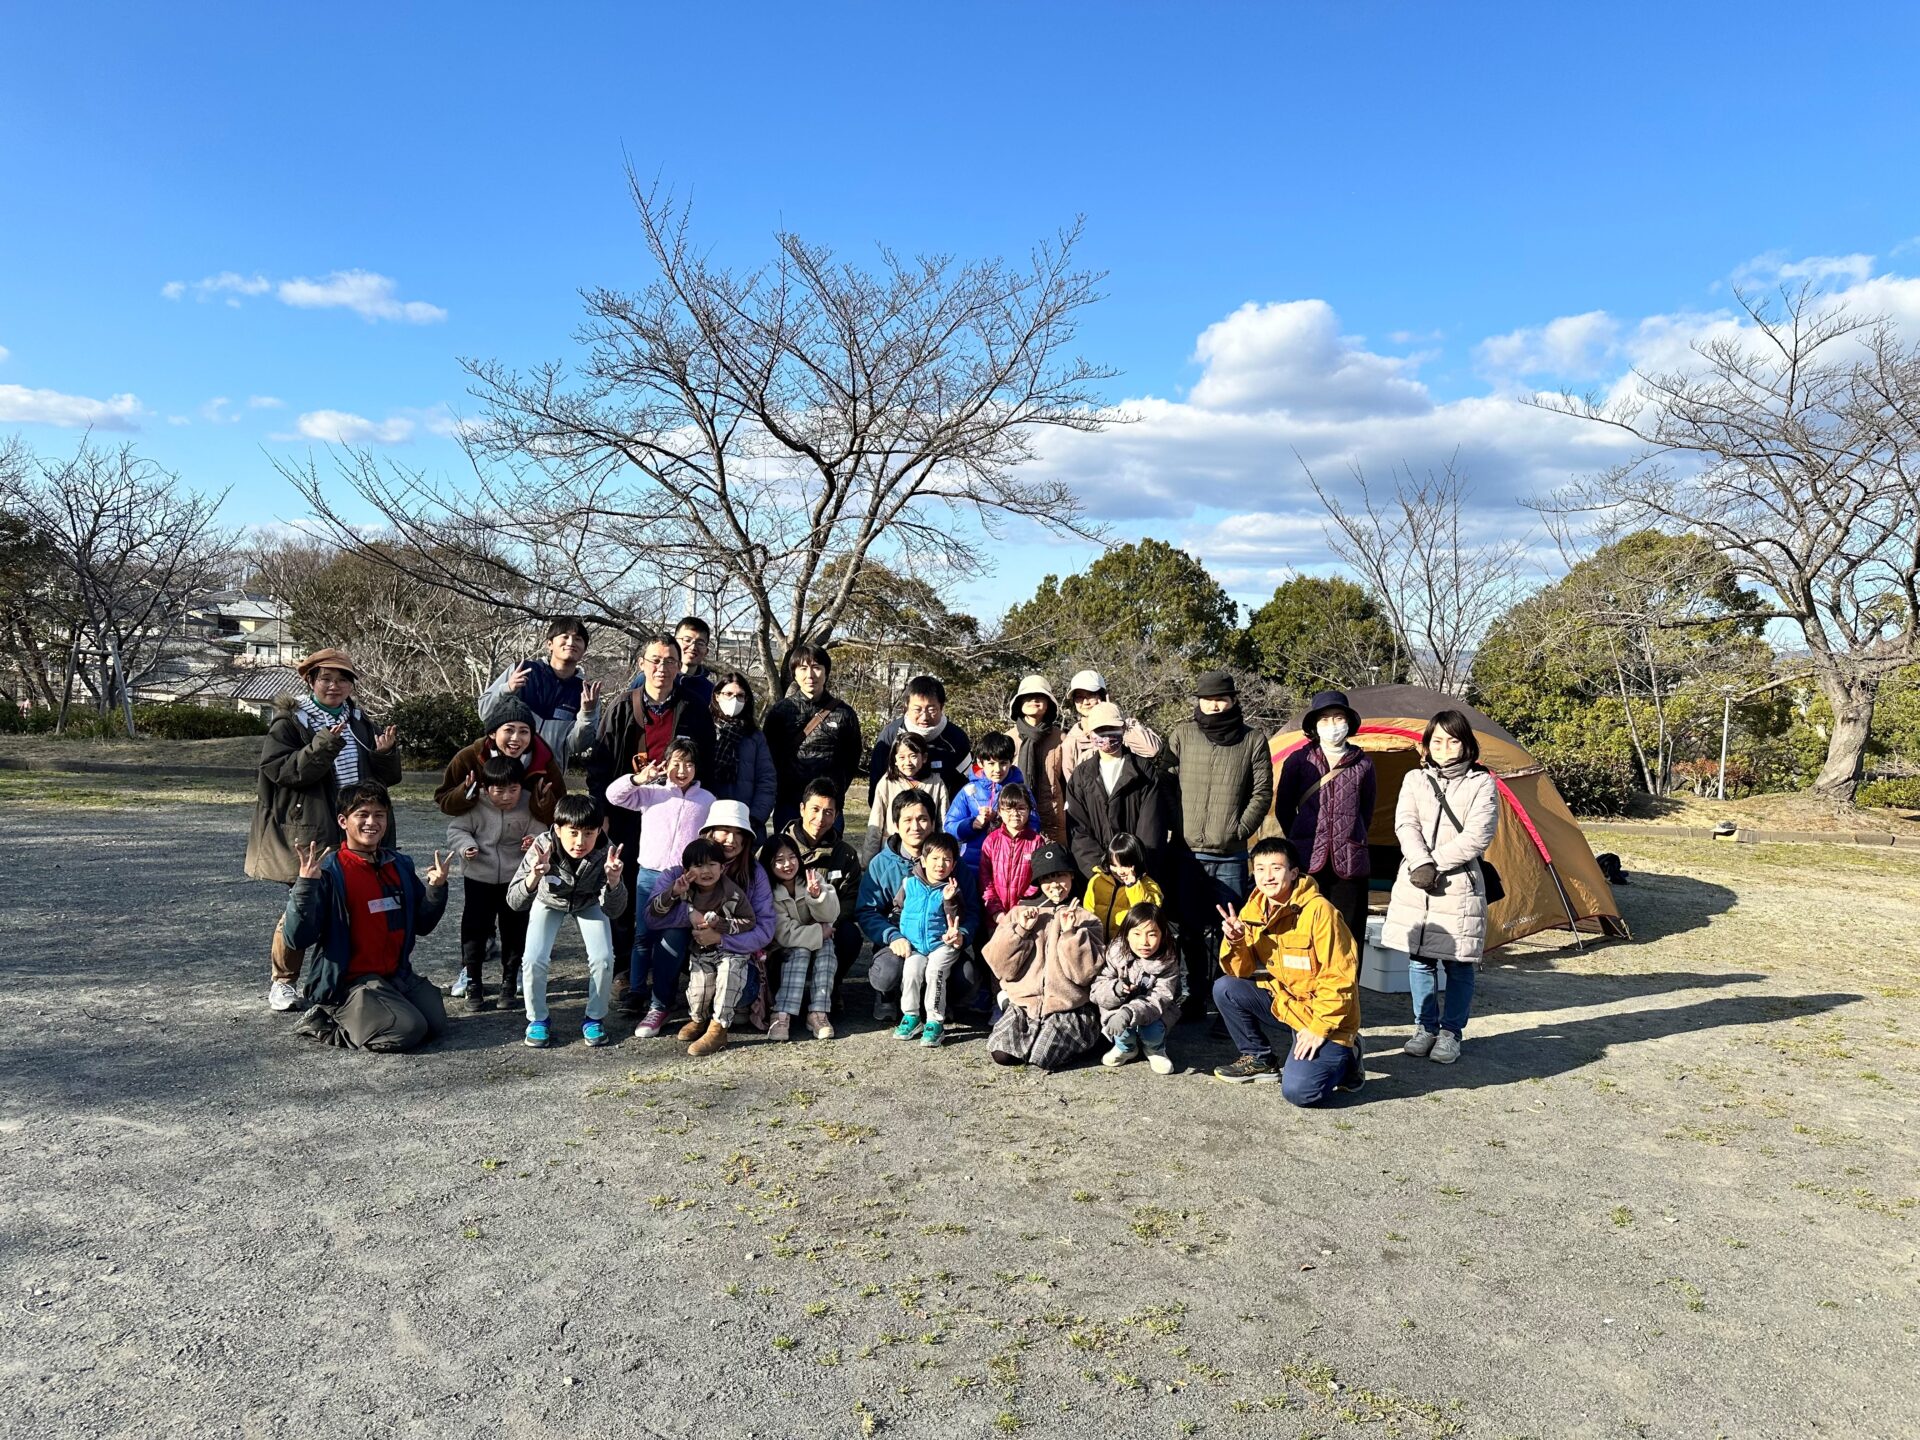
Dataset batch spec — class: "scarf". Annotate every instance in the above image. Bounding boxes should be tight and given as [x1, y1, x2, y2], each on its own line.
[297, 694, 363, 790]
[1013, 717, 1056, 785]
[1194, 702, 1245, 746]
[1431, 757, 1472, 782]
[711, 715, 746, 787]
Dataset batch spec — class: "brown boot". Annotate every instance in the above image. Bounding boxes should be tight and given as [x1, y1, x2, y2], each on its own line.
[687, 1021, 729, 1057]
[677, 1014, 708, 1042]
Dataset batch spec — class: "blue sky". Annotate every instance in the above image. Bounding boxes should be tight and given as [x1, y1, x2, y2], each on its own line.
[5, 2, 1919, 620]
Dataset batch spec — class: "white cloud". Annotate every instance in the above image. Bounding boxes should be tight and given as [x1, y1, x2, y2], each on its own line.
[1732, 250, 1875, 287]
[1188, 300, 1430, 418]
[247, 394, 284, 409]
[159, 268, 445, 323]
[290, 409, 417, 444]
[1034, 254, 1920, 596]
[0, 384, 143, 429]
[200, 396, 242, 424]
[0, 343, 10, 363]
[1476, 310, 1620, 382]
[276, 270, 446, 324]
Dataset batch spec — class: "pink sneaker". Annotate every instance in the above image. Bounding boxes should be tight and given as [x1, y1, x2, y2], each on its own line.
[766, 1013, 792, 1042]
[806, 1011, 835, 1040]
[634, 1006, 669, 1039]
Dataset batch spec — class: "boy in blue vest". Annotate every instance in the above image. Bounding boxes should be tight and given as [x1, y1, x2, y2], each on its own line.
[284, 782, 452, 1051]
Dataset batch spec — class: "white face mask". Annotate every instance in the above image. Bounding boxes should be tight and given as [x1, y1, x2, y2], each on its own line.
[718, 696, 746, 718]
[1318, 719, 1350, 748]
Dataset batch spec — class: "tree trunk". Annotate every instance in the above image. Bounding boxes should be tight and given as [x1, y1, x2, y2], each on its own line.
[1811, 673, 1875, 803]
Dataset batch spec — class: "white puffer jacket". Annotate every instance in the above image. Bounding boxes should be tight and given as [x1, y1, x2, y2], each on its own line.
[1380, 764, 1499, 963]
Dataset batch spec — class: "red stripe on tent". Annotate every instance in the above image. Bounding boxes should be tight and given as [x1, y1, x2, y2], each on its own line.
[1272, 724, 1556, 866]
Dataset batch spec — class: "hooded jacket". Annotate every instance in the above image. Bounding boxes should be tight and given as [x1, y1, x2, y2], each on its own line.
[853, 834, 982, 951]
[435, 733, 566, 823]
[506, 830, 631, 917]
[1162, 711, 1273, 856]
[1090, 933, 1180, 1033]
[896, 864, 979, 955]
[246, 694, 405, 885]
[1081, 866, 1167, 941]
[479, 659, 596, 770]
[943, 764, 1026, 869]
[771, 875, 842, 952]
[1380, 764, 1500, 962]
[978, 822, 1046, 924]
[446, 790, 540, 884]
[283, 847, 447, 1006]
[1218, 873, 1361, 1047]
[604, 774, 716, 873]
[982, 897, 1106, 1019]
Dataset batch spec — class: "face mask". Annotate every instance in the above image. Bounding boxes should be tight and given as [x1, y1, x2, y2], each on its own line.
[718, 696, 745, 718]
[1093, 732, 1123, 755]
[1318, 720, 1350, 747]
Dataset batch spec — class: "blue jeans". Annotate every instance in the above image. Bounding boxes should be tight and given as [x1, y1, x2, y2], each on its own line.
[1213, 975, 1361, 1107]
[627, 866, 691, 1012]
[1181, 851, 1250, 1002]
[1113, 1019, 1168, 1052]
[524, 902, 616, 1025]
[1409, 957, 1476, 1037]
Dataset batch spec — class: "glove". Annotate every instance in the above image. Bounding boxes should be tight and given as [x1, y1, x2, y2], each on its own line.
[1409, 862, 1441, 893]
[1101, 1007, 1133, 1040]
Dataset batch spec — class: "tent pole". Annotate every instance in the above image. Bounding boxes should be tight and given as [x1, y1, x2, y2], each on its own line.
[1545, 859, 1585, 951]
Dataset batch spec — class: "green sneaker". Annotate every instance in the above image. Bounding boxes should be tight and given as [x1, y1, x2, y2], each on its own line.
[919, 1020, 945, 1048]
[1213, 1053, 1279, 1084]
[892, 1013, 923, 1041]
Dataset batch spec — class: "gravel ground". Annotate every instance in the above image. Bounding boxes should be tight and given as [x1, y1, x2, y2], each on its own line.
[3, 784, 1917, 1440]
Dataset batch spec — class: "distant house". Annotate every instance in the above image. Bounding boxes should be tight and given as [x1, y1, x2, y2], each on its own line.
[133, 592, 303, 716]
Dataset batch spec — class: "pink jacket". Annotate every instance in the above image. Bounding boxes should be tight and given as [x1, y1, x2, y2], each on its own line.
[604, 775, 715, 873]
[978, 823, 1045, 924]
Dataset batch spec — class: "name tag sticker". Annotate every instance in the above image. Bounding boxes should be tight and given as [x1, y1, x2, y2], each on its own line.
[1281, 952, 1313, 971]
[368, 896, 401, 914]
[828, 871, 845, 881]
[930, 760, 943, 769]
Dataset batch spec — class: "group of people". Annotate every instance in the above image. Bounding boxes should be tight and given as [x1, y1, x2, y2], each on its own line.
[243, 615, 1501, 1104]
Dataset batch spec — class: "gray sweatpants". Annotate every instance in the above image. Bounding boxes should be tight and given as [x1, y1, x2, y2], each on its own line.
[298, 971, 448, 1052]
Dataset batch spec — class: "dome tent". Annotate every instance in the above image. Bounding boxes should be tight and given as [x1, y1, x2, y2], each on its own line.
[1268, 684, 1628, 952]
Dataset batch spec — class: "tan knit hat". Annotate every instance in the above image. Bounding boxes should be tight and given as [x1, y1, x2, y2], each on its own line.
[296, 647, 359, 682]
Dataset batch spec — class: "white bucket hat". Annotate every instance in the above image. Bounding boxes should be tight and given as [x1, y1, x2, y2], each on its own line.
[1007, 673, 1059, 720]
[701, 799, 755, 836]
[1066, 669, 1107, 699]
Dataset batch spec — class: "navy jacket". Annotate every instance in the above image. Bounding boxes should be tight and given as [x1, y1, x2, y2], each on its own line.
[283, 849, 448, 1007]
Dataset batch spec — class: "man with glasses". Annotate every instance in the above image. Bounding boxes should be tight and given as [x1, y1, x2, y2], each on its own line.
[583, 632, 717, 1001]
[674, 615, 715, 709]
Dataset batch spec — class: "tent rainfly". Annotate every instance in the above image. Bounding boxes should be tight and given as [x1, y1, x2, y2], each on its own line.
[1268, 684, 1629, 953]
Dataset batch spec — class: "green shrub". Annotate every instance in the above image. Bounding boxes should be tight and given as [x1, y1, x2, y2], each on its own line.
[132, 703, 269, 740]
[1856, 777, 1920, 811]
[390, 692, 481, 767]
[1536, 744, 1639, 817]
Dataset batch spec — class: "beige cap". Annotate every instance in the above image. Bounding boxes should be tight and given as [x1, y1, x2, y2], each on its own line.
[1083, 700, 1124, 731]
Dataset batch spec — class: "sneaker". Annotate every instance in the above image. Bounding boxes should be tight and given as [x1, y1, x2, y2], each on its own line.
[1404, 1027, 1438, 1057]
[1144, 1045, 1174, 1076]
[920, 1021, 945, 1048]
[582, 1018, 612, 1047]
[267, 981, 304, 1012]
[873, 996, 900, 1026]
[677, 1015, 709, 1043]
[448, 970, 470, 999]
[1100, 1042, 1136, 1068]
[688, 1021, 729, 1057]
[634, 1006, 669, 1040]
[1337, 1033, 1367, 1092]
[524, 1020, 551, 1048]
[766, 1013, 792, 1043]
[1430, 1030, 1462, 1064]
[806, 1011, 835, 1040]
[893, 1013, 924, 1041]
[1213, 1054, 1280, 1085]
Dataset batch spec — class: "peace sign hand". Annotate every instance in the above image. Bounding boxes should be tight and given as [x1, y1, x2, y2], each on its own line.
[507, 662, 532, 693]
[603, 842, 626, 885]
[296, 840, 330, 879]
[374, 725, 399, 753]
[581, 679, 602, 709]
[1216, 903, 1246, 945]
[424, 851, 452, 887]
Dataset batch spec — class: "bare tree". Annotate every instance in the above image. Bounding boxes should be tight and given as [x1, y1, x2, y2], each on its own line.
[281, 178, 1113, 683]
[1306, 457, 1530, 695]
[1533, 288, 1920, 803]
[0, 437, 233, 735]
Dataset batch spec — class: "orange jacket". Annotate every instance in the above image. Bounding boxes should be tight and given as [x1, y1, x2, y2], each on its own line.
[1218, 874, 1361, 1046]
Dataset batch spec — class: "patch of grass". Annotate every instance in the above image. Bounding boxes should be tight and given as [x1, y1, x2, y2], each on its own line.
[920, 1221, 971, 1236]
[1611, 1205, 1635, 1228]
[1070, 1189, 1098, 1202]
[818, 1121, 880, 1143]
[992, 1412, 1024, 1433]
[771, 1334, 798, 1351]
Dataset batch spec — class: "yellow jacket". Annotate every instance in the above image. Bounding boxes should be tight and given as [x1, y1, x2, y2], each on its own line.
[1082, 867, 1167, 941]
[1218, 874, 1361, 1046]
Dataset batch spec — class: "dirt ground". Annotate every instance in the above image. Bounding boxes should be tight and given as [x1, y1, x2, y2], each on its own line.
[2, 778, 1917, 1440]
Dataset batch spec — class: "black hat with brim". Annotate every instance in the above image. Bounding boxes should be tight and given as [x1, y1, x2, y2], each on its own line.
[1301, 689, 1361, 735]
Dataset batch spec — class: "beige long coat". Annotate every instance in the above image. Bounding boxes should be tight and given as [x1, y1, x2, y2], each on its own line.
[1380, 765, 1499, 963]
